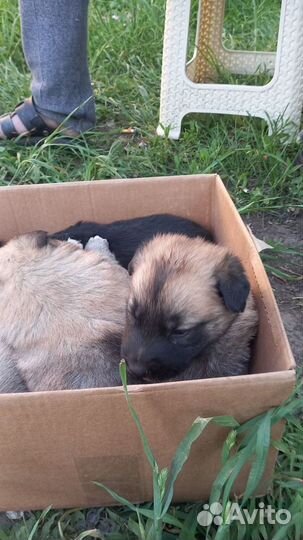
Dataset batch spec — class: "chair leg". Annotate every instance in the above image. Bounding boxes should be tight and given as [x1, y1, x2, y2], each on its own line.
[158, 0, 303, 139]
[157, 0, 192, 139]
[190, 0, 226, 83]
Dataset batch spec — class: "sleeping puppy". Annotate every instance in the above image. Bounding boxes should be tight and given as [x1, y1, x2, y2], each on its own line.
[52, 214, 213, 269]
[0, 232, 130, 393]
[121, 234, 258, 383]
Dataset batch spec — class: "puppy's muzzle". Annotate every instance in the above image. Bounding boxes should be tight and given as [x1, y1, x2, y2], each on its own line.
[121, 335, 190, 382]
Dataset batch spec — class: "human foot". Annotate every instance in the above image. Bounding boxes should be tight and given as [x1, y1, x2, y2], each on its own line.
[0, 97, 78, 141]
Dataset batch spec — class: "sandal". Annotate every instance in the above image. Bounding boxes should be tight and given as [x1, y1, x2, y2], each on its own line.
[0, 97, 77, 146]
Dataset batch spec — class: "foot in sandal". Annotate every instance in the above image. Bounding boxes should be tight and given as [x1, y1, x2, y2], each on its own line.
[0, 97, 79, 144]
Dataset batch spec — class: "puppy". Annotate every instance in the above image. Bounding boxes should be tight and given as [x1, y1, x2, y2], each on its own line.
[121, 234, 258, 383]
[52, 214, 213, 269]
[0, 232, 130, 393]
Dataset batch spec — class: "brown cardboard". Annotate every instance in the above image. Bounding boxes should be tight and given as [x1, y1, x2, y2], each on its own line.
[0, 175, 296, 511]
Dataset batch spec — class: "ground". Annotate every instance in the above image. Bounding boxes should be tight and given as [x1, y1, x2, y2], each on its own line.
[247, 212, 302, 365]
[0, 0, 302, 538]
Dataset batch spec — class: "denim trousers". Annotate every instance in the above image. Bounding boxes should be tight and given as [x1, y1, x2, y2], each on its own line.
[20, 0, 96, 132]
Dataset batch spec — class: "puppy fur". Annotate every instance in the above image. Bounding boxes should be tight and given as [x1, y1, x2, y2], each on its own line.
[52, 214, 213, 269]
[0, 232, 130, 393]
[121, 234, 258, 382]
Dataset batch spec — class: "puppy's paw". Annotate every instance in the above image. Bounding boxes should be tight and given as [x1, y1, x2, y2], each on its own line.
[6, 511, 24, 520]
[67, 238, 83, 249]
[85, 235, 110, 253]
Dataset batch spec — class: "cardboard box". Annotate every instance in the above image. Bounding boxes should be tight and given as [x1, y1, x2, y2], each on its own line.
[0, 174, 295, 511]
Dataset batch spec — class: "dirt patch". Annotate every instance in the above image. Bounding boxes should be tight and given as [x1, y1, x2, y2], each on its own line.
[245, 212, 302, 366]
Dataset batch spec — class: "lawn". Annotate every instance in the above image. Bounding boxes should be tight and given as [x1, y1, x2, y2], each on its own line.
[0, 0, 302, 538]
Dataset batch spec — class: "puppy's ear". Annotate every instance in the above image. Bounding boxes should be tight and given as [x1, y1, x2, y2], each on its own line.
[128, 257, 136, 275]
[35, 231, 49, 248]
[128, 249, 142, 275]
[215, 254, 250, 313]
[21, 231, 49, 249]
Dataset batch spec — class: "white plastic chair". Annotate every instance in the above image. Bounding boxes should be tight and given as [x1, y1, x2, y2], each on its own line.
[157, 0, 303, 139]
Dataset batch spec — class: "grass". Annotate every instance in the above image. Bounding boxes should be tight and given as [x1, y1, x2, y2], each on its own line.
[223, 0, 281, 51]
[261, 243, 303, 282]
[0, 0, 302, 538]
[0, 0, 302, 213]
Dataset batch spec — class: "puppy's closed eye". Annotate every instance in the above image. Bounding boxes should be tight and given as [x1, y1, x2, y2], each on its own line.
[169, 327, 193, 345]
[169, 322, 208, 346]
[170, 328, 189, 337]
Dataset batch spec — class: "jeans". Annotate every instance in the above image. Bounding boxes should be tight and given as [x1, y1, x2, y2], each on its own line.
[20, 0, 96, 132]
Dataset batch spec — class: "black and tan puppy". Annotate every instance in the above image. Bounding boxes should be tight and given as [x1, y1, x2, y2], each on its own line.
[52, 214, 213, 269]
[122, 234, 258, 383]
[0, 232, 130, 393]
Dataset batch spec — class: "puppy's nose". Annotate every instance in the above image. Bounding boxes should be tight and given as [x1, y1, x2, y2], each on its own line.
[125, 359, 147, 379]
[122, 349, 142, 374]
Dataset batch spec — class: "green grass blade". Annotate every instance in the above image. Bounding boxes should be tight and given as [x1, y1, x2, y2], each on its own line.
[210, 453, 240, 504]
[94, 483, 183, 529]
[221, 441, 256, 508]
[235, 520, 247, 540]
[214, 523, 231, 540]
[241, 411, 272, 503]
[221, 429, 238, 465]
[27, 507, 52, 540]
[94, 481, 139, 513]
[74, 531, 104, 539]
[127, 515, 146, 540]
[137, 510, 182, 528]
[213, 416, 240, 429]
[119, 361, 157, 471]
[271, 518, 298, 540]
[120, 361, 162, 529]
[160, 417, 213, 517]
[178, 506, 199, 539]
[158, 467, 169, 501]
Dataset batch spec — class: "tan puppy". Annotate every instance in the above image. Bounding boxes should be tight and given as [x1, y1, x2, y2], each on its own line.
[122, 234, 258, 382]
[0, 232, 130, 392]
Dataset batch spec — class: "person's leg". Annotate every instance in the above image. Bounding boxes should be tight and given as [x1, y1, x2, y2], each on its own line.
[0, 0, 95, 139]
